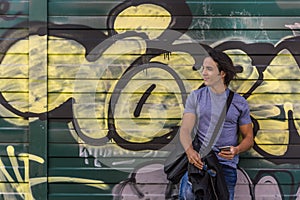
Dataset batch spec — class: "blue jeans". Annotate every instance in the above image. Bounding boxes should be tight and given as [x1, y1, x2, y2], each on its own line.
[179, 164, 237, 200]
[179, 172, 195, 200]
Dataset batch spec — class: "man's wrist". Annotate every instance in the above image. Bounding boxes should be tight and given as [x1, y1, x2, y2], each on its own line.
[234, 146, 240, 155]
[185, 145, 195, 154]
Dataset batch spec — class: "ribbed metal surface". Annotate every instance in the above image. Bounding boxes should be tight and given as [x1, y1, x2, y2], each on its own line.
[0, 0, 299, 199]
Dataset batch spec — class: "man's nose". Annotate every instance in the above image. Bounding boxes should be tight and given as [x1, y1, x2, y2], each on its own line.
[201, 68, 207, 75]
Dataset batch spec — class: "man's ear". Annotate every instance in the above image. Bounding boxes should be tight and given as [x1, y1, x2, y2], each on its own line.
[220, 71, 226, 78]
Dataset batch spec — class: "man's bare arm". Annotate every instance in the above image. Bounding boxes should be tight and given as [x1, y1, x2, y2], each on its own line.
[179, 113, 204, 169]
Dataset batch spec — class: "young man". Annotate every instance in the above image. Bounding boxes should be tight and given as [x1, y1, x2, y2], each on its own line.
[179, 49, 254, 200]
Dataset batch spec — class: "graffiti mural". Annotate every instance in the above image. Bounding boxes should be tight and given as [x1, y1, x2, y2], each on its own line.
[0, 0, 299, 199]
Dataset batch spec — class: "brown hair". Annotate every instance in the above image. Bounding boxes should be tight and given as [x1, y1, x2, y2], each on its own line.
[208, 49, 236, 86]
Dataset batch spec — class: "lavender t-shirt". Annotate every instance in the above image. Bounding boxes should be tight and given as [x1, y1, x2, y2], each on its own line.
[183, 87, 252, 168]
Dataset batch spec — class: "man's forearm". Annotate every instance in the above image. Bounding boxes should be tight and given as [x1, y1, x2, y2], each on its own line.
[180, 128, 193, 152]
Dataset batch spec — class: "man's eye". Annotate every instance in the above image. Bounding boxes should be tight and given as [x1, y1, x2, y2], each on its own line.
[204, 66, 213, 70]
[200, 66, 214, 72]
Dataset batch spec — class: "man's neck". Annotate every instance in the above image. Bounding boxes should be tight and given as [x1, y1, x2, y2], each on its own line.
[210, 84, 227, 94]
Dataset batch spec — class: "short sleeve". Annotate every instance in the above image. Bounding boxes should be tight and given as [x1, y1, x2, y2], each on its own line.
[183, 91, 197, 115]
[238, 98, 252, 125]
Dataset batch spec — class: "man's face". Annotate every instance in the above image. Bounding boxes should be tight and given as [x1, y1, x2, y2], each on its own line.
[201, 57, 225, 87]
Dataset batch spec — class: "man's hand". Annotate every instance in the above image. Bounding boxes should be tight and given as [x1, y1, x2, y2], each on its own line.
[218, 146, 239, 160]
[186, 146, 204, 169]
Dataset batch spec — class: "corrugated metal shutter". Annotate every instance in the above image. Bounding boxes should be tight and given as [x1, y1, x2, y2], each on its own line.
[0, 0, 300, 199]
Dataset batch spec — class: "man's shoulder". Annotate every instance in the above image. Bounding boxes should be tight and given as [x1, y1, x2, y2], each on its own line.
[193, 86, 208, 94]
[188, 87, 207, 100]
[231, 91, 248, 105]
